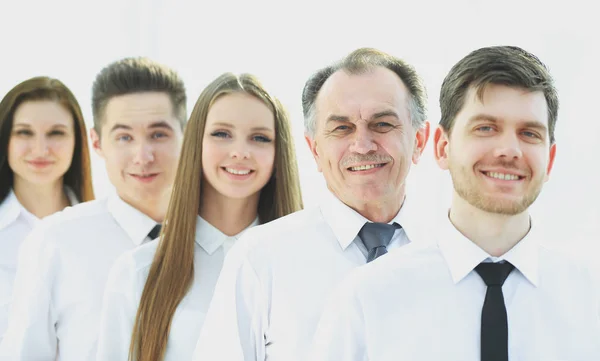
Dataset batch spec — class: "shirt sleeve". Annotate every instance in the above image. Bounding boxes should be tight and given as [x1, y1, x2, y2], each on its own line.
[96, 252, 138, 361]
[0, 224, 59, 360]
[192, 239, 267, 361]
[307, 272, 368, 361]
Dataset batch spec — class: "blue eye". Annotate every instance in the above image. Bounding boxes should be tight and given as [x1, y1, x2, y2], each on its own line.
[152, 132, 168, 139]
[211, 131, 230, 138]
[521, 131, 539, 138]
[253, 135, 272, 143]
[117, 135, 132, 142]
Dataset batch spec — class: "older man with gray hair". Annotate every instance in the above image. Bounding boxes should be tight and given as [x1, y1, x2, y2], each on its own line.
[192, 47, 430, 361]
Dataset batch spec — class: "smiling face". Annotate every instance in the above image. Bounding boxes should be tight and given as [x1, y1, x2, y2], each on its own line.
[8, 100, 76, 188]
[90, 92, 183, 209]
[434, 84, 557, 215]
[305, 66, 428, 211]
[201, 92, 276, 202]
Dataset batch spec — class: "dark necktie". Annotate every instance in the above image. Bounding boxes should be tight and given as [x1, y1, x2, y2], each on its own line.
[358, 222, 400, 263]
[147, 224, 162, 240]
[475, 262, 515, 361]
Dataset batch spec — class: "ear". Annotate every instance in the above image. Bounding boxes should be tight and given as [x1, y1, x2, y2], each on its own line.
[304, 133, 322, 172]
[544, 142, 557, 182]
[433, 126, 450, 170]
[411, 121, 430, 164]
[90, 128, 104, 158]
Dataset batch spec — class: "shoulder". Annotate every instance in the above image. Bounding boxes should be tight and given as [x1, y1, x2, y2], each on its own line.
[22, 199, 110, 249]
[347, 241, 445, 295]
[39, 198, 111, 232]
[235, 207, 325, 252]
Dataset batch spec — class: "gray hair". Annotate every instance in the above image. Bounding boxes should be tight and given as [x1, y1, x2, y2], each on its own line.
[301, 48, 428, 138]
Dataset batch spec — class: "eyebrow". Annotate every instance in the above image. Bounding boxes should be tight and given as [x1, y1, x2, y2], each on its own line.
[211, 122, 274, 132]
[467, 113, 548, 132]
[13, 122, 69, 129]
[326, 110, 400, 124]
[109, 121, 174, 133]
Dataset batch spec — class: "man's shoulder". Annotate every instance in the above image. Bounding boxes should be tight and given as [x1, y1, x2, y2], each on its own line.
[43, 198, 109, 226]
[243, 207, 324, 245]
[30, 198, 112, 244]
[352, 241, 444, 290]
[223, 207, 326, 263]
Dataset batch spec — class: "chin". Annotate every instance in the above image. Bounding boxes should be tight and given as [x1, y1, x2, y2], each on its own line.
[22, 173, 62, 186]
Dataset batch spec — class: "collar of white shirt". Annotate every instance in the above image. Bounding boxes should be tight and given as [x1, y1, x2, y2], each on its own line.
[195, 216, 259, 254]
[106, 194, 159, 246]
[319, 189, 409, 251]
[437, 211, 540, 287]
[0, 187, 80, 231]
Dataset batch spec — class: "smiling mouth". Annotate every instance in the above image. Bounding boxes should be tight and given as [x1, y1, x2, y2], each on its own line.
[223, 167, 253, 175]
[482, 171, 524, 181]
[132, 173, 158, 178]
[348, 163, 386, 172]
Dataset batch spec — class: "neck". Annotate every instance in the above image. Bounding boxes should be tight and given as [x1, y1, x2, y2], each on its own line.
[199, 184, 259, 236]
[448, 193, 531, 257]
[348, 192, 405, 223]
[13, 177, 70, 218]
[118, 190, 170, 224]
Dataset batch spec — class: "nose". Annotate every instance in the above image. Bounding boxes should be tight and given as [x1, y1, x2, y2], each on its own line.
[229, 139, 251, 159]
[493, 133, 523, 159]
[32, 136, 50, 156]
[132, 140, 155, 164]
[348, 126, 377, 154]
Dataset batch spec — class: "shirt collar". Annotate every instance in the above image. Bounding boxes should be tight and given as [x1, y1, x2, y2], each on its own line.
[437, 210, 540, 286]
[107, 194, 158, 246]
[319, 189, 410, 251]
[195, 216, 259, 255]
[0, 189, 39, 230]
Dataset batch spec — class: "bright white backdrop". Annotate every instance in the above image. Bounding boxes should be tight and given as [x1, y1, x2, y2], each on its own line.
[1, 0, 598, 252]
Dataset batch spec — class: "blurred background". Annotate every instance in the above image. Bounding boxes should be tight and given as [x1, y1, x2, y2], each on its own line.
[1, 0, 597, 252]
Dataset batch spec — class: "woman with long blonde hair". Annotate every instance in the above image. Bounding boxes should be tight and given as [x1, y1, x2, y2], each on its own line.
[96, 72, 303, 361]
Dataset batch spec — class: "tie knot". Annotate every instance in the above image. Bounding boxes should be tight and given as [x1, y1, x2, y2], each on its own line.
[358, 222, 399, 251]
[147, 224, 162, 240]
[475, 262, 514, 287]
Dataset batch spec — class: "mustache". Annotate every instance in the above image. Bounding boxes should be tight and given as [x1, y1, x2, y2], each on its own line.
[341, 154, 392, 168]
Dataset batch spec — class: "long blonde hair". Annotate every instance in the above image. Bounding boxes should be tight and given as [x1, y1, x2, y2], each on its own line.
[129, 73, 303, 361]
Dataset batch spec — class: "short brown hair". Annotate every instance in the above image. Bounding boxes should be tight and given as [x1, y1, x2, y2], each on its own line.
[0, 76, 95, 204]
[91, 57, 187, 134]
[302, 47, 428, 137]
[439, 45, 559, 143]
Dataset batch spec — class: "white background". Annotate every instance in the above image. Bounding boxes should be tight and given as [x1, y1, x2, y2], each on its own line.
[1, 0, 598, 252]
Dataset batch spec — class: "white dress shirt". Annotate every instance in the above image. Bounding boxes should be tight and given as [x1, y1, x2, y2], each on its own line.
[0, 189, 77, 344]
[0, 194, 158, 361]
[309, 211, 600, 361]
[96, 216, 258, 361]
[192, 190, 422, 361]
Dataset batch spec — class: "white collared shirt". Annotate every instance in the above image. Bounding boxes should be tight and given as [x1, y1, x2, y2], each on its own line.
[96, 216, 258, 361]
[0, 189, 78, 344]
[0, 194, 158, 361]
[192, 190, 422, 361]
[309, 211, 600, 361]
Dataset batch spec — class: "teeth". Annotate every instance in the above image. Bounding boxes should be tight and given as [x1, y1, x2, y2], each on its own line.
[349, 164, 382, 171]
[225, 168, 251, 175]
[485, 172, 520, 181]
